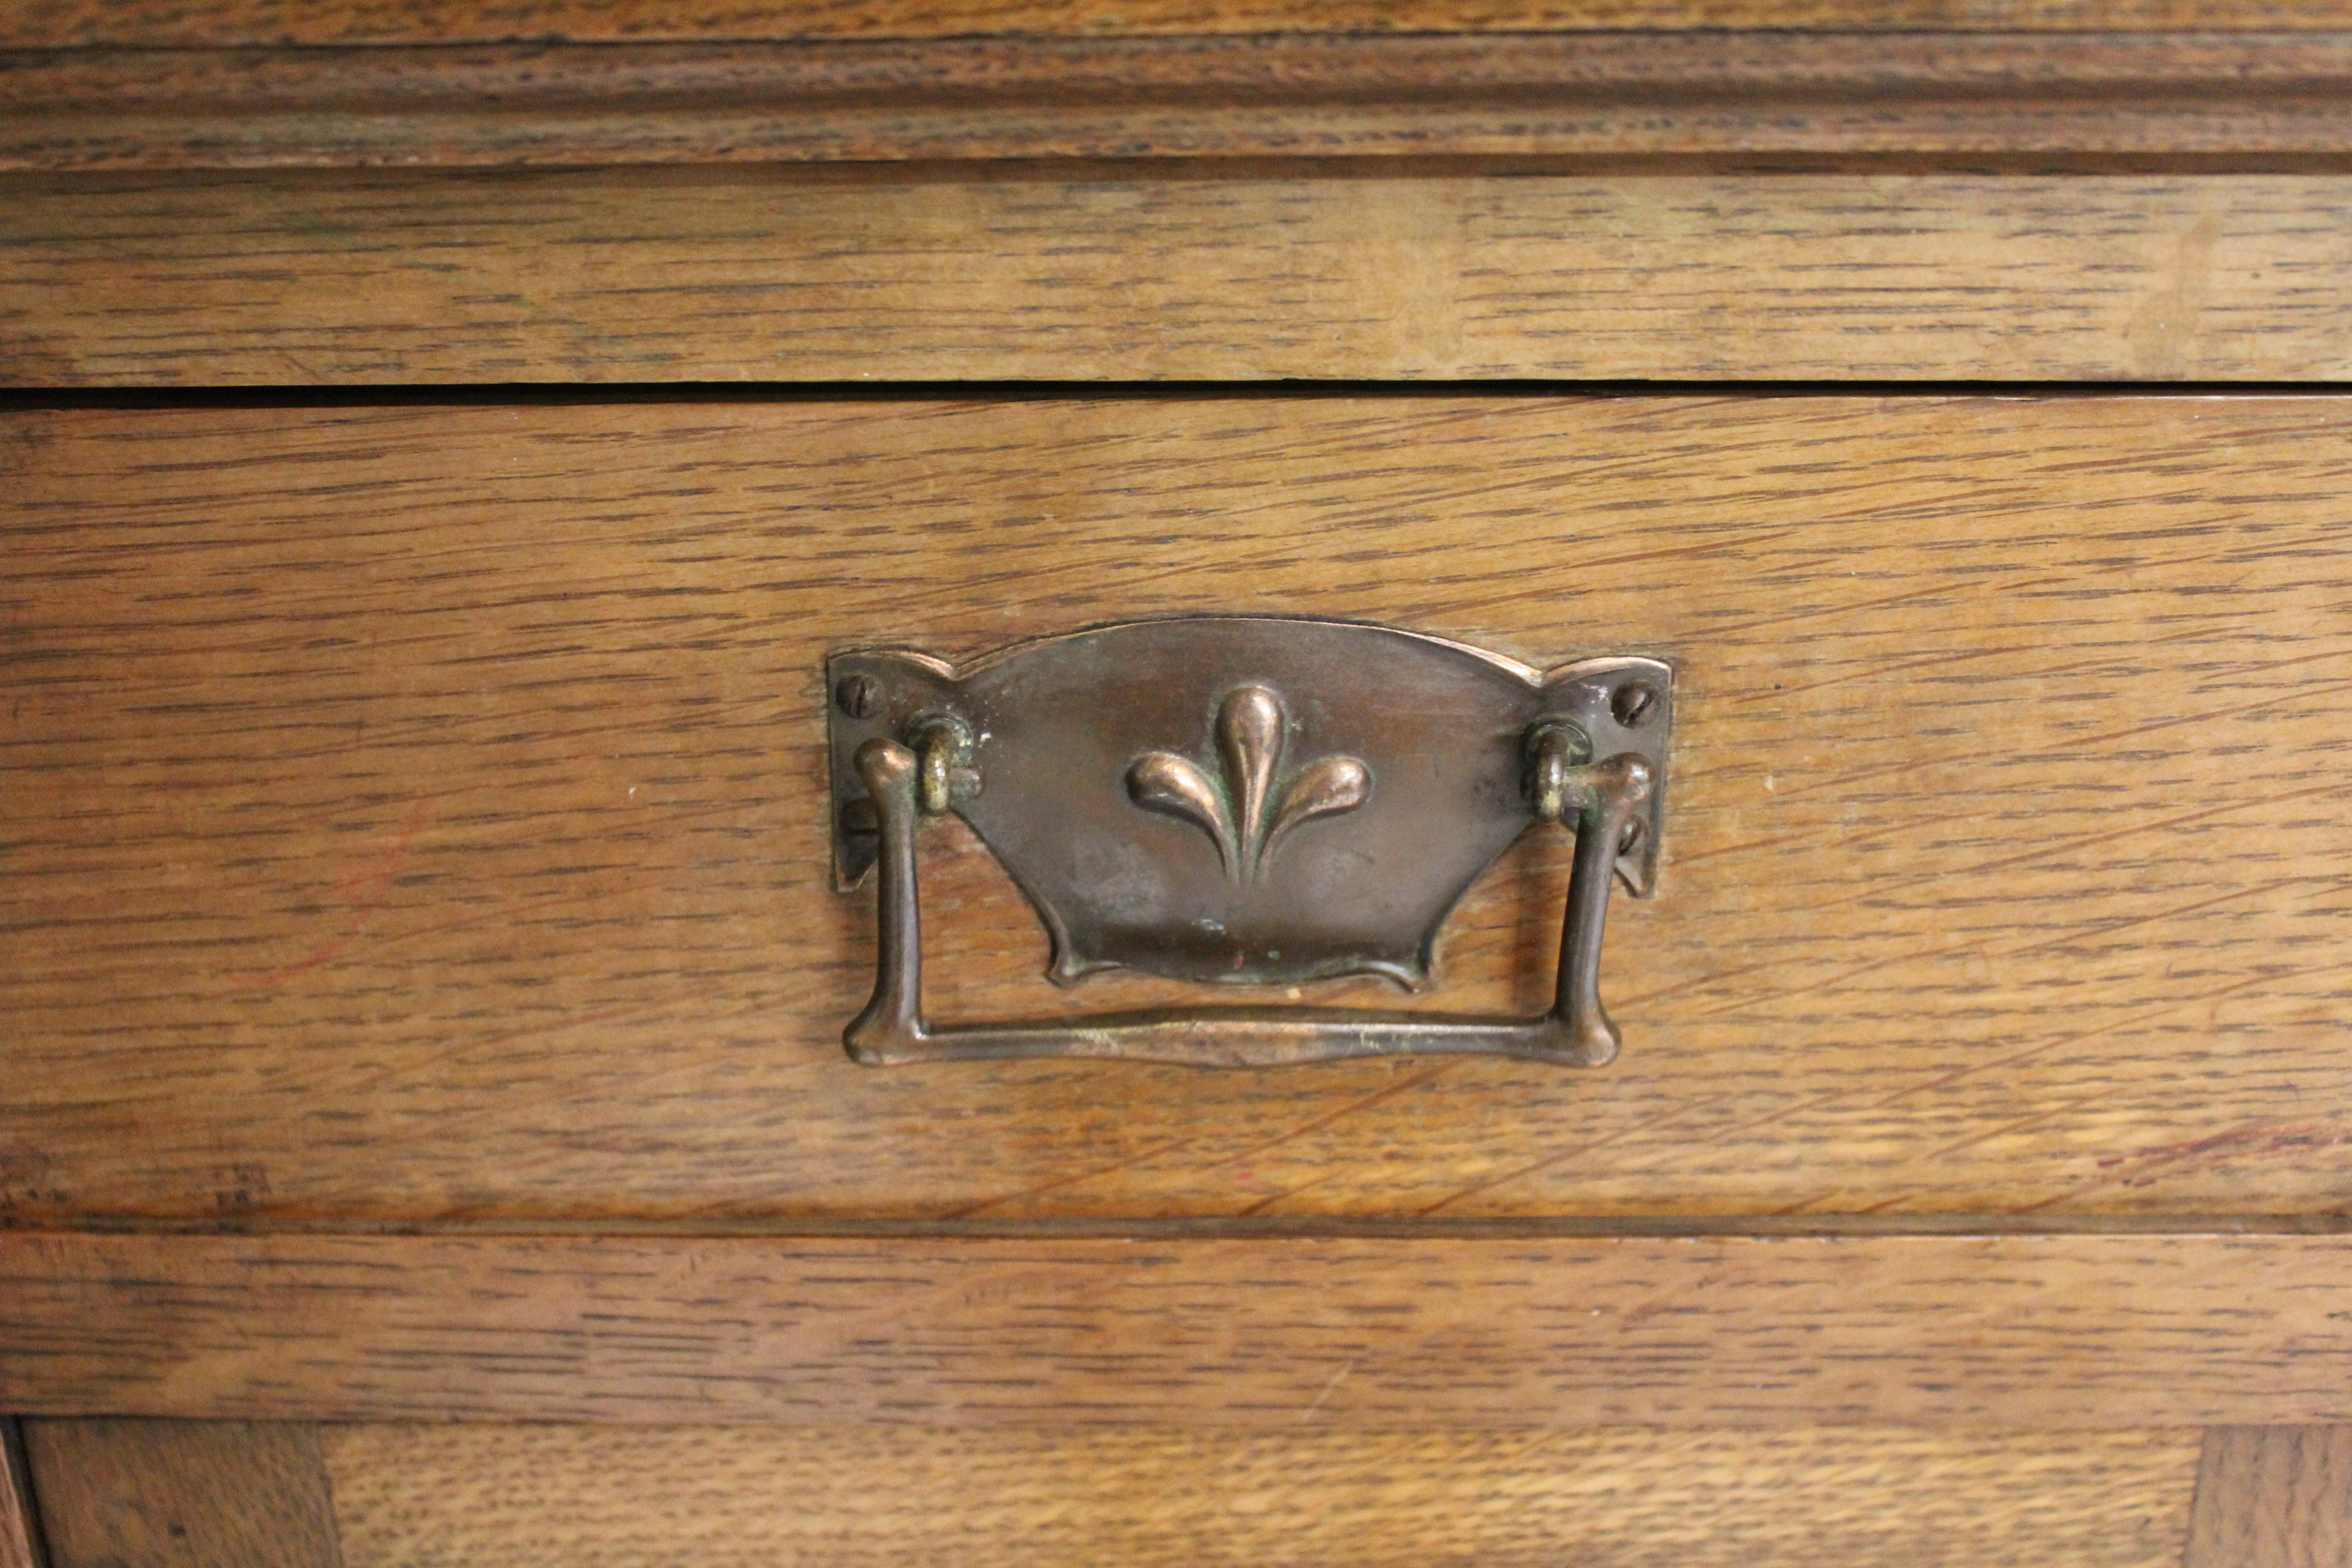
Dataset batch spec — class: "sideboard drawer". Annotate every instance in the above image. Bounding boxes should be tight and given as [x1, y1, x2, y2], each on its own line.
[5, 392, 2348, 1227]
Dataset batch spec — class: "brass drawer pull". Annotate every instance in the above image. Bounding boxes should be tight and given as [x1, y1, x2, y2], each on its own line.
[828, 617, 1670, 1068]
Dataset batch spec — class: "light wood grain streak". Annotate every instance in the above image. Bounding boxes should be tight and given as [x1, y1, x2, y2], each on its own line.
[22, 1420, 340, 1568]
[15, 0, 2352, 47]
[2183, 1426, 2352, 1568]
[6, 34, 2352, 169]
[0, 1423, 39, 1568]
[4, 1231, 2352, 1426]
[7, 169, 2351, 385]
[5, 397, 2352, 1224]
[319, 1423, 2202, 1568]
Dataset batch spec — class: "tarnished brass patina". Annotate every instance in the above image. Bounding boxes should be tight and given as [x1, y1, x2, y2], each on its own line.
[828, 617, 1670, 1068]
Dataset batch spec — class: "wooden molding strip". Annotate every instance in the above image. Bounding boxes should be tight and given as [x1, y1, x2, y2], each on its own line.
[17, 1, 2352, 49]
[4, 1230, 2351, 1426]
[6, 31, 2352, 169]
[11, 167, 2352, 384]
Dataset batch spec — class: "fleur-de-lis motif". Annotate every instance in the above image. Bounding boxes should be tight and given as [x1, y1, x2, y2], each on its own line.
[1125, 685, 1371, 884]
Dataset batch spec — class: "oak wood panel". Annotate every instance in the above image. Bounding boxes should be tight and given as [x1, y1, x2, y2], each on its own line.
[7, 396, 2352, 1224]
[5, 1230, 2352, 1426]
[8, 34, 2352, 171]
[22, 1420, 340, 1568]
[14, 0, 2352, 47]
[0, 1423, 38, 1568]
[2183, 1426, 2352, 1568]
[11, 169, 2352, 386]
[318, 1422, 2203, 1568]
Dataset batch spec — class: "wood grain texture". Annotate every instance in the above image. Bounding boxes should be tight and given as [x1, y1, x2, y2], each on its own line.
[22, 1420, 339, 1568]
[5, 1230, 2352, 1426]
[14, 0, 2352, 47]
[318, 1422, 2203, 1568]
[2184, 1426, 2352, 1568]
[0, 1422, 39, 1568]
[10, 168, 2352, 386]
[7, 396, 2352, 1225]
[8, 33, 2352, 170]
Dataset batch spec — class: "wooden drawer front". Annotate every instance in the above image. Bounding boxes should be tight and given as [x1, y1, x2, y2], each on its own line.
[14, 1415, 2349, 1568]
[12, 1418, 2210, 1568]
[4, 393, 2350, 1226]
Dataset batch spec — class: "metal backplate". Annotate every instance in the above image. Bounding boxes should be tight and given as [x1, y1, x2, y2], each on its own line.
[829, 617, 1670, 993]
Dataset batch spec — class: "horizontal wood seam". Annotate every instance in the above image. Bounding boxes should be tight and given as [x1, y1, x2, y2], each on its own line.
[6, 1216, 2352, 1238]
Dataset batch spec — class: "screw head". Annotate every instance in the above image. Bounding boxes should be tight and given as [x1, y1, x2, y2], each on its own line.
[835, 673, 881, 720]
[1610, 681, 1661, 728]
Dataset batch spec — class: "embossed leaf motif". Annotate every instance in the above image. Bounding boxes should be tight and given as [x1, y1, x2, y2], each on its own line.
[1126, 685, 1371, 883]
[1124, 752, 1237, 876]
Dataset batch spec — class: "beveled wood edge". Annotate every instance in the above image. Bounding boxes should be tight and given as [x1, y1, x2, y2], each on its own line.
[7, 31, 2352, 169]
[5, 1229, 2351, 1427]
[0, 1421, 40, 1568]
[19, 1420, 339, 1568]
[2183, 1426, 2352, 1566]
